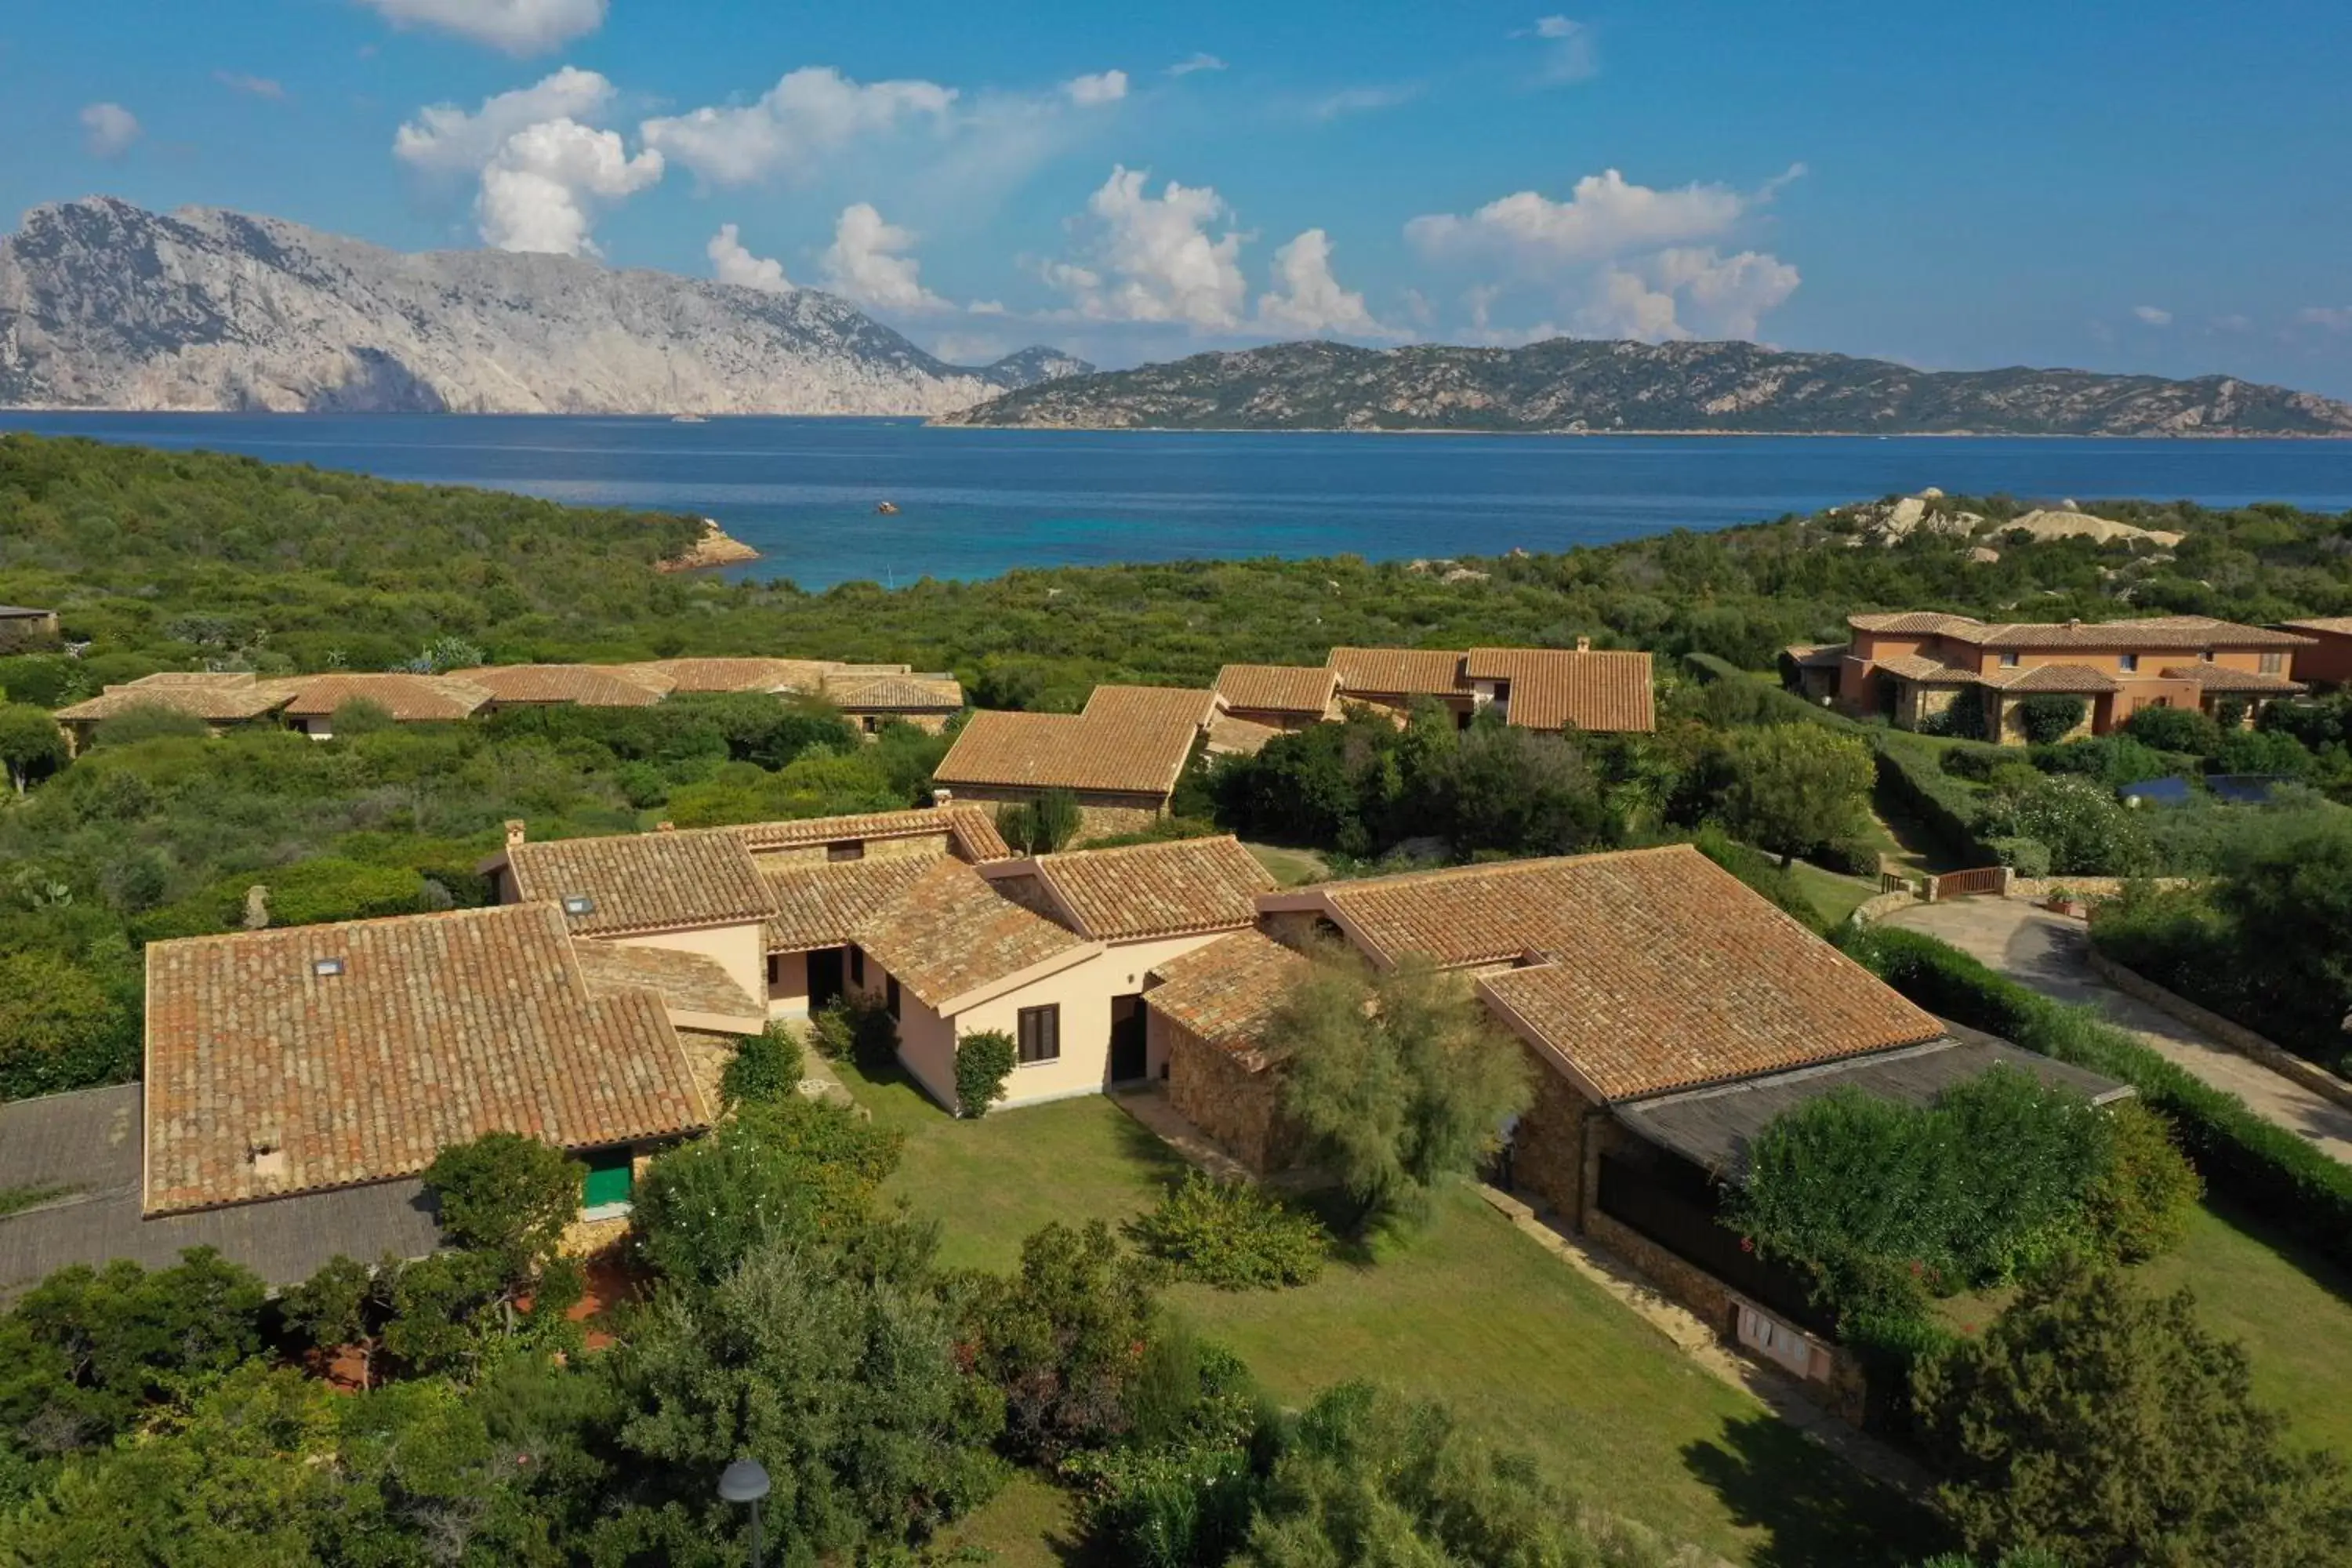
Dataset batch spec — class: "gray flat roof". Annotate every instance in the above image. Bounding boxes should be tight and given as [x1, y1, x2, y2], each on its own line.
[0, 1084, 442, 1300]
[1616, 1021, 2133, 1185]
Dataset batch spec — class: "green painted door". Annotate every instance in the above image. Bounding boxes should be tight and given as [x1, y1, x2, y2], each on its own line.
[582, 1148, 633, 1210]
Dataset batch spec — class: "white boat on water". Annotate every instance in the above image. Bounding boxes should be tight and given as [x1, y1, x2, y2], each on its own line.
[671, 414, 708, 424]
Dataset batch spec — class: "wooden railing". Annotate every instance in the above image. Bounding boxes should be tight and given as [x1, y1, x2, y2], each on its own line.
[1929, 866, 2009, 901]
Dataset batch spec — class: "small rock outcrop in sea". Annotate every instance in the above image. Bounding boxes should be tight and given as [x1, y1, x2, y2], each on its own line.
[659, 519, 761, 572]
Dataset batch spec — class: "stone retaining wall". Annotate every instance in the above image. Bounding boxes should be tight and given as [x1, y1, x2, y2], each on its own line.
[2087, 951, 2352, 1112]
[2012, 875, 2198, 905]
[1850, 889, 1920, 926]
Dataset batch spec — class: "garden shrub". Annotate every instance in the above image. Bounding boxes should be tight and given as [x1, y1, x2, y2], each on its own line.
[957, 1219, 1165, 1462]
[2082, 1101, 2201, 1263]
[1733, 1066, 2114, 1300]
[2123, 704, 2223, 756]
[1986, 775, 2153, 876]
[2013, 695, 2088, 746]
[1000, 789, 1083, 854]
[631, 1098, 902, 1287]
[1817, 833, 1882, 877]
[1842, 924, 2352, 1276]
[954, 1029, 1016, 1118]
[720, 1024, 807, 1107]
[1061, 1327, 1265, 1568]
[1985, 836, 2050, 878]
[811, 992, 899, 1074]
[1125, 1172, 1330, 1290]
[1685, 652, 1863, 731]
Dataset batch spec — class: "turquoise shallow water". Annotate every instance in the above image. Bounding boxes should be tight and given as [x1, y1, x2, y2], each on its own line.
[5, 412, 2350, 590]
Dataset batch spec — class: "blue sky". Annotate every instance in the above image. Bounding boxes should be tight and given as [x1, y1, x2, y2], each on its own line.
[6, 0, 2352, 390]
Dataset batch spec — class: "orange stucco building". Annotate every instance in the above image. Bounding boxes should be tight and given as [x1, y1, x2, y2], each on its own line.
[1802, 612, 2314, 742]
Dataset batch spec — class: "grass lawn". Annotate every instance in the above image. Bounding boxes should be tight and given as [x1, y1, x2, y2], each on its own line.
[1787, 862, 1877, 927]
[2138, 1199, 2352, 1455]
[1243, 840, 1330, 887]
[1935, 1196, 2352, 1458]
[838, 1058, 1942, 1566]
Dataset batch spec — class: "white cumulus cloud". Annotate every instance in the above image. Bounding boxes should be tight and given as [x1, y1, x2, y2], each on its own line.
[820, 202, 950, 312]
[2133, 305, 2173, 327]
[707, 223, 792, 292]
[1257, 229, 1403, 338]
[79, 102, 140, 158]
[475, 118, 662, 254]
[1169, 53, 1228, 76]
[1578, 248, 1801, 341]
[1047, 165, 1247, 328]
[641, 67, 956, 186]
[1063, 70, 1129, 106]
[1406, 167, 1777, 267]
[214, 71, 286, 100]
[394, 67, 615, 174]
[2302, 307, 2352, 332]
[356, 0, 607, 56]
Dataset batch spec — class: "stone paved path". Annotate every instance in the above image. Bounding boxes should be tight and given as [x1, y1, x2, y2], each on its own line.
[1888, 898, 2352, 1163]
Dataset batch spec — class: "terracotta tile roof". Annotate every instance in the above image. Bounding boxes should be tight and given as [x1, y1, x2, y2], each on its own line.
[761, 855, 938, 953]
[1327, 647, 1467, 697]
[53, 672, 296, 724]
[1025, 836, 1275, 941]
[617, 657, 839, 694]
[1207, 713, 1285, 757]
[277, 673, 492, 721]
[571, 939, 762, 1021]
[1465, 647, 1655, 732]
[451, 664, 671, 706]
[729, 805, 1011, 861]
[2158, 665, 2309, 694]
[855, 859, 1092, 1011]
[142, 904, 710, 1215]
[503, 829, 775, 936]
[1279, 845, 1943, 1102]
[1145, 930, 1308, 1066]
[1875, 653, 1982, 684]
[823, 672, 964, 710]
[2281, 618, 2352, 637]
[1977, 662, 2121, 694]
[1783, 644, 1849, 670]
[1853, 612, 2312, 651]
[1214, 663, 1339, 717]
[934, 685, 1212, 797]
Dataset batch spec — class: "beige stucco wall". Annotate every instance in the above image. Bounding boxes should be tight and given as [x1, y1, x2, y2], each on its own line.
[611, 922, 769, 1015]
[857, 930, 1231, 1113]
[767, 949, 811, 1018]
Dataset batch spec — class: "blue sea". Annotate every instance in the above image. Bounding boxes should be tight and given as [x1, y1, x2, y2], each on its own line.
[5, 412, 2351, 590]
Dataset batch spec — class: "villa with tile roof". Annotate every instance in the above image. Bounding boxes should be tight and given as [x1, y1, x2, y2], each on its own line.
[1223, 642, 1658, 740]
[2281, 617, 2352, 688]
[932, 684, 1221, 836]
[0, 604, 60, 642]
[1807, 612, 2315, 741]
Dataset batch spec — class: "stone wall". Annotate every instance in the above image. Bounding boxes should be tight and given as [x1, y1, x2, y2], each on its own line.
[949, 785, 1168, 840]
[1510, 1045, 1598, 1221]
[2088, 951, 2352, 1112]
[756, 831, 951, 870]
[1160, 1012, 1294, 1172]
[1584, 1210, 1737, 1335]
[2011, 875, 2198, 905]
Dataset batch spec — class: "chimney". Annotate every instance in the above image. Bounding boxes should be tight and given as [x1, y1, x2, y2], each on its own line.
[2066, 617, 2082, 630]
[932, 788, 953, 808]
[241, 885, 270, 931]
[1575, 636, 1592, 653]
[657, 820, 675, 832]
[504, 819, 527, 848]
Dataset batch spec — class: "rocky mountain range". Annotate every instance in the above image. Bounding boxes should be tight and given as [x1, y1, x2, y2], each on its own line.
[0, 198, 1090, 416]
[937, 338, 2352, 437]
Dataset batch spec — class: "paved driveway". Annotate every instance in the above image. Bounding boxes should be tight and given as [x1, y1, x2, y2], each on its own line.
[1886, 899, 2352, 1165]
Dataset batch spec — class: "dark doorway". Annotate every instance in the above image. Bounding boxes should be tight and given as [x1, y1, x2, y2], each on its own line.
[808, 947, 846, 1012]
[1109, 995, 1148, 1083]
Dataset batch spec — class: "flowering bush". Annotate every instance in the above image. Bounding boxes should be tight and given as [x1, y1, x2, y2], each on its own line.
[1125, 1171, 1329, 1290]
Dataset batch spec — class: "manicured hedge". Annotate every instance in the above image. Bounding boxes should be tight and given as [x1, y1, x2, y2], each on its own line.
[1874, 735, 1999, 867]
[1844, 924, 2352, 1273]
[1683, 652, 1864, 731]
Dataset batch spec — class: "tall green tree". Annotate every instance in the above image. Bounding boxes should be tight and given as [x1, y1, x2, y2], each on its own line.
[422, 1131, 584, 1283]
[1719, 724, 1874, 868]
[1913, 1264, 2352, 1566]
[0, 705, 65, 795]
[1268, 954, 1530, 1234]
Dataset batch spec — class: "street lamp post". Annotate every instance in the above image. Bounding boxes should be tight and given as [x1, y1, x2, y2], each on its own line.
[719, 1457, 771, 1568]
